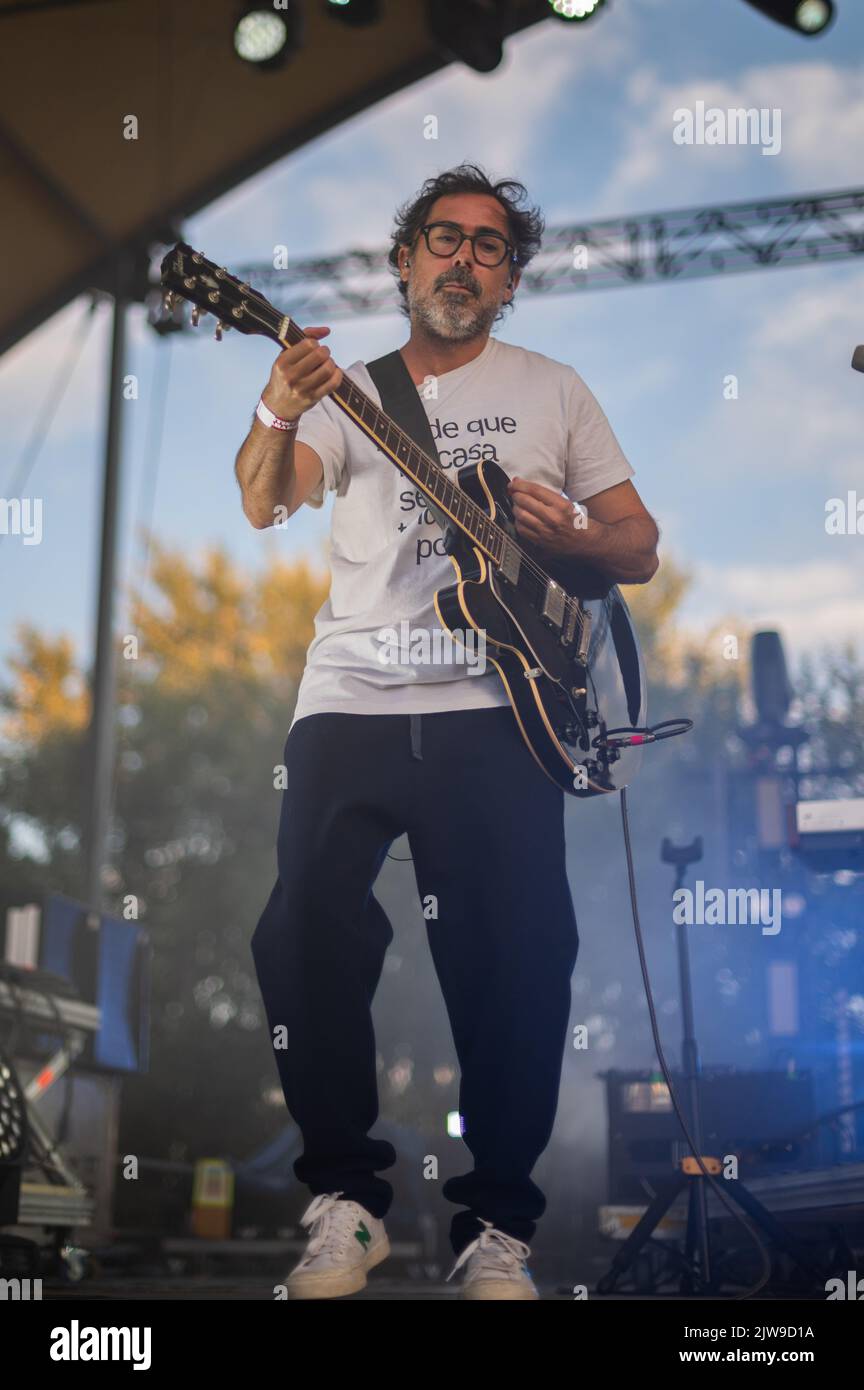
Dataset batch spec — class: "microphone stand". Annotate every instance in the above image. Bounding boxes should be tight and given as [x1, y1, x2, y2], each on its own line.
[596, 836, 825, 1295]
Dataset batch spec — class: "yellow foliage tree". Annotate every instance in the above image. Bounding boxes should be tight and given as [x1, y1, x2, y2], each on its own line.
[4, 534, 751, 752]
[1, 538, 330, 748]
[2, 626, 89, 746]
[127, 536, 329, 695]
[622, 556, 750, 697]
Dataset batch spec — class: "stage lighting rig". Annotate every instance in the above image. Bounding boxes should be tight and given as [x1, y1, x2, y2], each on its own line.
[233, 4, 302, 69]
[426, 0, 506, 73]
[547, 0, 608, 20]
[741, 0, 835, 35]
[324, 0, 380, 24]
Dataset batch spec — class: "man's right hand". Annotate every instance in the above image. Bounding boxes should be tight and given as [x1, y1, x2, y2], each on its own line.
[260, 326, 343, 422]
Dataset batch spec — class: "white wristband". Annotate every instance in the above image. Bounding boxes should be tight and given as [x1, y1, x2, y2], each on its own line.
[256, 396, 300, 432]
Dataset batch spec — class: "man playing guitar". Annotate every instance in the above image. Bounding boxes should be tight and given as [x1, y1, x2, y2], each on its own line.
[235, 163, 659, 1300]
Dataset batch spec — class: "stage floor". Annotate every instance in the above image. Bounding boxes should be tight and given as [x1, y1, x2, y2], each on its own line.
[38, 1276, 832, 1301]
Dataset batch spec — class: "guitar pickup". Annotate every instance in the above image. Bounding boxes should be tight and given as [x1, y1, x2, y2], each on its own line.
[541, 581, 566, 631]
[498, 540, 521, 585]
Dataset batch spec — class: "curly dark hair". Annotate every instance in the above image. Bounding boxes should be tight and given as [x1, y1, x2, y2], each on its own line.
[387, 162, 544, 321]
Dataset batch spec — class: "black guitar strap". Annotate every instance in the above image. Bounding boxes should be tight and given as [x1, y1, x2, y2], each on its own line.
[365, 349, 458, 762]
[364, 349, 451, 538]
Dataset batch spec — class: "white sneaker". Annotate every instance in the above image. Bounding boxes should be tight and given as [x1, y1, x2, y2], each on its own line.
[446, 1219, 540, 1300]
[284, 1191, 390, 1299]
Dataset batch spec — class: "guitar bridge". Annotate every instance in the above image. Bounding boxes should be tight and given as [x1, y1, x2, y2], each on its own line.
[575, 607, 591, 664]
[562, 601, 579, 647]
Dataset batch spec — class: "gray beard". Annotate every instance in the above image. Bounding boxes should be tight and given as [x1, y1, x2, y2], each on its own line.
[406, 282, 500, 344]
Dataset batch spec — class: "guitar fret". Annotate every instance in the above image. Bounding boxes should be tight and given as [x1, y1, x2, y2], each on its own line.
[163, 244, 522, 571]
[329, 378, 504, 556]
[162, 249, 632, 797]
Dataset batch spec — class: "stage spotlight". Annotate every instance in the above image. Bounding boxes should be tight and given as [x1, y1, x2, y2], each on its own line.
[741, 0, 835, 35]
[547, 0, 608, 20]
[234, 5, 300, 68]
[427, 0, 505, 74]
[324, 0, 380, 24]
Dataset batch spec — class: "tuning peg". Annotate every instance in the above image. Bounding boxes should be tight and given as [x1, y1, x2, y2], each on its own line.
[214, 320, 223, 341]
[190, 305, 201, 327]
[161, 290, 176, 314]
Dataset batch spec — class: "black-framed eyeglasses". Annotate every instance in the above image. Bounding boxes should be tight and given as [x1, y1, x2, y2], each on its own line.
[418, 221, 515, 269]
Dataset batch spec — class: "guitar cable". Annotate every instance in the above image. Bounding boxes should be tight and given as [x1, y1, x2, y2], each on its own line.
[592, 716, 694, 752]
[618, 778, 775, 1299]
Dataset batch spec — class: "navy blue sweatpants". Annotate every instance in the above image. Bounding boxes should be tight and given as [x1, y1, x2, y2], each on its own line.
[250, 705, 579, 1256]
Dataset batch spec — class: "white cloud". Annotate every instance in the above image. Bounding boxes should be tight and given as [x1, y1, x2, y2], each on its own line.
[673, 267, 864, 486]
[199, 16, 636, 259]
[0, 298, 111, 460]
[598, 61, 864, 212]
[351, 16, 631, 177]
[680, 557, 864, 658]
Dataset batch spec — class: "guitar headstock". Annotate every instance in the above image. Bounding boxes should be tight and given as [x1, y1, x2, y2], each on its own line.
[159, 243, 293, 343]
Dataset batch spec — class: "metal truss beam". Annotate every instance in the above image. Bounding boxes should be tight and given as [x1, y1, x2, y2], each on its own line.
[152, 188, 864, 327]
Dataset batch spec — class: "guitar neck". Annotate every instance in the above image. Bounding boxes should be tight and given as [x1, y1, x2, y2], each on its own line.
[274, 316, 505, 562]
[160, 242, 511, 565]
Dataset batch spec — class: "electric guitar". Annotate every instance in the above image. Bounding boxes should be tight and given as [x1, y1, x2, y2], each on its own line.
[161, 243, 647, 797]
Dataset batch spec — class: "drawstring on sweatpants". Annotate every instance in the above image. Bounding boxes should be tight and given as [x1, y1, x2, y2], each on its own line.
[409, 714, 423, 761]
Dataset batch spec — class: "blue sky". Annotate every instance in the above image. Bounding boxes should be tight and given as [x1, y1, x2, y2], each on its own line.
[2, 0, 863, 686]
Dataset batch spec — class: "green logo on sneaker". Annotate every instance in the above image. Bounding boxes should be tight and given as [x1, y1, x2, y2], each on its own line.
[355, 1222, 371, 1248]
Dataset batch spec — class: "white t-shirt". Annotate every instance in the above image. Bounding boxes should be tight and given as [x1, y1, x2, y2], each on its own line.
[287, 334, 634, 729]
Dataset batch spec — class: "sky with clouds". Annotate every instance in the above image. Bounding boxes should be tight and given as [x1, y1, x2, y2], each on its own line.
[2, 0, 863, 684]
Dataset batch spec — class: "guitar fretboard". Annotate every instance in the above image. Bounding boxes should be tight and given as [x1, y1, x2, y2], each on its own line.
[160, 242, 591, 655]
[164, 244, 516, 569]
[277, 316, 508, 564]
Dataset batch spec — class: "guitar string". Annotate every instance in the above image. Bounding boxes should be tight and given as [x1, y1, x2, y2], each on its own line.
[279, 312, 583, 616]
[175, 263, 589, 644]
[190, 269, 585, 611]
[276, 311, 591, 647]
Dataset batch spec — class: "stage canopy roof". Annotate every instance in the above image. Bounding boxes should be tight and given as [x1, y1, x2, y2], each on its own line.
[0, 0, 551, 357]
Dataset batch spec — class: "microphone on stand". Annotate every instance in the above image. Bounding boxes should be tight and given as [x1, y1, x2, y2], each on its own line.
[852, 346, 864, 373]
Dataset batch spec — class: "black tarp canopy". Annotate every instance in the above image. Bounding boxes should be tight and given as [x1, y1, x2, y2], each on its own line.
[0, 0, 549, 356]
